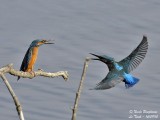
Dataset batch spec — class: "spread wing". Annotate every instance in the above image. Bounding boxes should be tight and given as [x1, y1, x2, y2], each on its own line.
[18, 48, 32, 80]
[91, 72, 124, 90]
[119, 36, 148, 73]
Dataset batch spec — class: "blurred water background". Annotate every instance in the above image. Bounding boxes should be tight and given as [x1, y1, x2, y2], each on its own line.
[0, 0, 160, 120]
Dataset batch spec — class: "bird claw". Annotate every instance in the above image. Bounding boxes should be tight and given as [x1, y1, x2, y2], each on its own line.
[29, 71, 35, 78]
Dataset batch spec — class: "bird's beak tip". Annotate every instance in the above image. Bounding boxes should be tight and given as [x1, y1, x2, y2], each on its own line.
[89, 53, 101, 59]
[45, 40, 55, 44]
[89, 53, 98, 60]
[45, 42, 54, 44]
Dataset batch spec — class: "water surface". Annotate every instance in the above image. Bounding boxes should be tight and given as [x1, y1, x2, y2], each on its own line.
[0, 0, 160, 120]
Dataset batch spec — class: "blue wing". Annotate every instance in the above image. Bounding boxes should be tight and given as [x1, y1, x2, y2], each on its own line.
[18, 47, 32, 80]
[91, 72, 124, 90]
[118, 36, 148, 73]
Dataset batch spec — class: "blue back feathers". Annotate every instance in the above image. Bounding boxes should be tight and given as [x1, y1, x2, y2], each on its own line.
[114, 63, 123, 71]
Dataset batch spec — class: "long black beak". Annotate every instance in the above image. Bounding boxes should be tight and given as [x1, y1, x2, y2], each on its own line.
[44, 40, 55, 44]
[90, 53, 102, 60]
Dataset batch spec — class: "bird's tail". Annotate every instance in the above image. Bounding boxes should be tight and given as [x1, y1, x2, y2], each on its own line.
[124, 77, 139, 89]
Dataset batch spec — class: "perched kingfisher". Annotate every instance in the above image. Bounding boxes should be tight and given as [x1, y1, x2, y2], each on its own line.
[18, 39, 54, 80]
[90, 36, 148, 90]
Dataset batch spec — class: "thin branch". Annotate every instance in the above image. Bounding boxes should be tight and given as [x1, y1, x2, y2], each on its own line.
[0, 63, 69, 80]
[71, 57, 91, 120]
[0, 63, 69, 120]
[0, 74, 25, 120]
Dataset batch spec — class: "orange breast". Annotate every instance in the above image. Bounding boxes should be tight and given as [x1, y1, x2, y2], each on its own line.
[26, 47, 39, 72]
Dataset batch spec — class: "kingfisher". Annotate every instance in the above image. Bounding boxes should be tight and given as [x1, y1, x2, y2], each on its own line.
[18, 39, 54, 80]
[90, 36, 148, 90]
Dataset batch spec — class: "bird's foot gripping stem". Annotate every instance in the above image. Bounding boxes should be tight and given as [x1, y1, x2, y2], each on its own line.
[29, 71, 36, 78]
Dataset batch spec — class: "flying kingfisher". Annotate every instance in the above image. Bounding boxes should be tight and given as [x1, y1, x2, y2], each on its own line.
[18, 39, 54, 80]
[90, 36, 148, 90]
